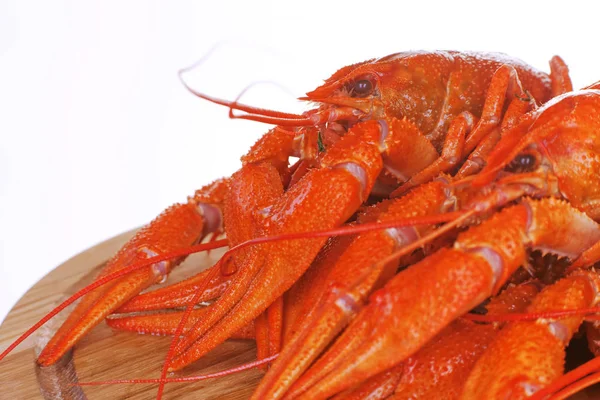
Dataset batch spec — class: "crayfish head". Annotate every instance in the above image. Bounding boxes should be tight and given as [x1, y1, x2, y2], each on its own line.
[476, 90, 600, 219]
[302, 51, 454, 134]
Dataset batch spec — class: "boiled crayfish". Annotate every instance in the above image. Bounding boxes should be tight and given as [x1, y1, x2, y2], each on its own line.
[2, 50, 600, 400]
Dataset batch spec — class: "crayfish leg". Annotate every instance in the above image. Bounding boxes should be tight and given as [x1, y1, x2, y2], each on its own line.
[456, 88, 536, 178]
[395, 111, 475, 195]
[549, 55, 573, 97]
[569, 239, 600, 272]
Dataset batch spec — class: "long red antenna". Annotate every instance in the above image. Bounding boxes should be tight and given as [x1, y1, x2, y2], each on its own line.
[155, 254, 218, 398]
[0, 210, 465, 365]
[0, 208, 470, 369]
[463, 307, 600, 323]
[377, 210, 475, 270]
[152, 210, 468, 398]
[0, 239, 228, 362]
[528, 356, 600, 400]
[76, 354, 279, 386]
[217, 211, 467, 276]
[178, 65, 314, 126]
[549, 370, 600, 400]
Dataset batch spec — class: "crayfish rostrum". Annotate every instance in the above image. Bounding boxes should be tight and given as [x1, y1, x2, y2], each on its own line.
[2, 50, 600, 400]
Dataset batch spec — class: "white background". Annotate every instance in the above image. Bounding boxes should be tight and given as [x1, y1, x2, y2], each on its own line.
[1, 1, 599, 326]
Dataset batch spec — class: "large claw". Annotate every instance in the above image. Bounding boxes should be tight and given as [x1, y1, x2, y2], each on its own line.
[390, 282, 539, 400]
[252, 180, 455, 400]
[461, 270, 600, 399]
[160, 162, 285, 364]
[167, 120, 386, 371]
[37, 200, 222, 366]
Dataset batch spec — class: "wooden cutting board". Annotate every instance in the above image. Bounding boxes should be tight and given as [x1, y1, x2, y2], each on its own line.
[0, 229, 262, 400]
[2, 230, 599, 400]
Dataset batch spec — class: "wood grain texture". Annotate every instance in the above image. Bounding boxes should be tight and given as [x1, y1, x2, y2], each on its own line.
[2, 230, 600, 399]
[0, 229, 263, 399]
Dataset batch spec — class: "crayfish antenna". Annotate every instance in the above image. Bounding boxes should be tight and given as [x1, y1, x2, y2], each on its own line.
[0, 240, 229, 364]
[547, 369, 600, 400]
[152, 211, 468, 399]
[155, 249, 223, 399]
[207, 211, 468, 279]
[549, 369, 600, 400]
[75, 354, 279, 386]
[0, 211, 467, 365]
[374, 209, 475, 269]
[583, 81, 600, 90]
[221, 210, 467, 272]
[463, 306, 600, 323]
[3, 210, 466, 395]
[518, 339, 600, 400]
[471, 116, 536, 187]
[178, 64, 313, 126]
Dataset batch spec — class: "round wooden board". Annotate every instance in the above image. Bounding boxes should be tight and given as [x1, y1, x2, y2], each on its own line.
[3, 231, 600, 400]
[0, 230, 262, 400]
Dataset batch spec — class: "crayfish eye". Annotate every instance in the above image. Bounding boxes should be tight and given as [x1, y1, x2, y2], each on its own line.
[351, 79, 374, 97]
[505, 153, 538, 173]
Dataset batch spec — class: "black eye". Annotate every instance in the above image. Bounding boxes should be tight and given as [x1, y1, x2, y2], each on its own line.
[505, 153, 537, 173]
[352, 79, 374, 97]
